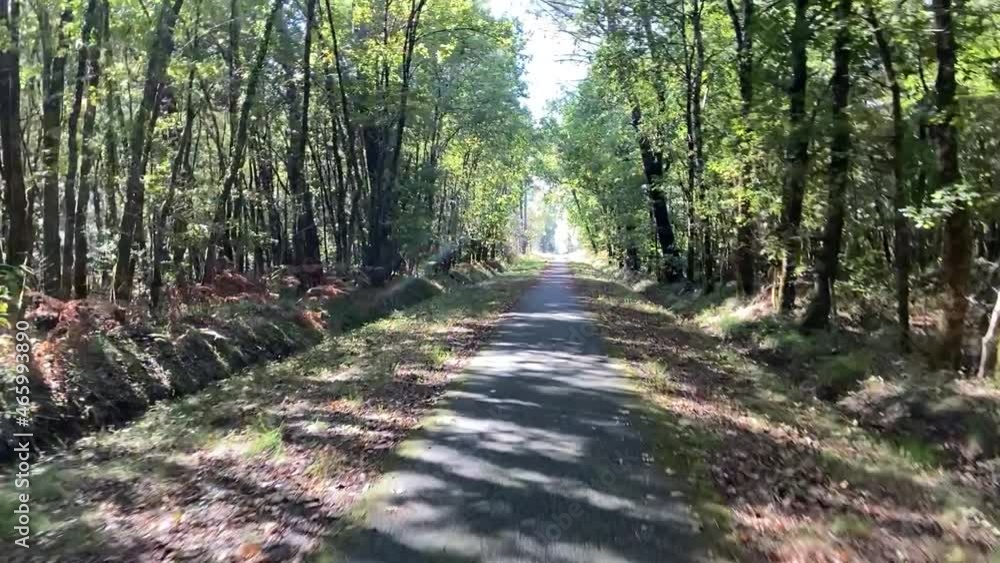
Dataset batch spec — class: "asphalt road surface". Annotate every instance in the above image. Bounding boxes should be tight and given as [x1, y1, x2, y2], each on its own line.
[326, 258, 704, 563]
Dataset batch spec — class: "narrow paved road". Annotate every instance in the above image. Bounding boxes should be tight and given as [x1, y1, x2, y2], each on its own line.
[327, 259, 703, 562]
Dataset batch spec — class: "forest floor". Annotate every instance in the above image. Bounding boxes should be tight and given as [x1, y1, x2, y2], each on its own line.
[0, 257, 544, 562]
[570, 259, 1000, 563]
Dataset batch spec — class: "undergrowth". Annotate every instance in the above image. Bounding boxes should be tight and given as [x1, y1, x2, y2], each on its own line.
[570, 258, 999, 563]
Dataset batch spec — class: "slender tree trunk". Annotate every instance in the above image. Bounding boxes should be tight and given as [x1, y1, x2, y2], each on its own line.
[72, 0, 106, 298]
[803, 0, 852, 329]
[39, 8, 71, 296]
[112, 0, 184, 301]
[865, 4, 911, 350]
[931, 0, 971, 369]
[630, 105, 678, 280]
[977, 289, 1000, 379]
[323, 0, 366, 263]
[62, 0, 99, 296]
[151, 18, 198, 311]
[726, 0, 755, 297]
[776, 0, 811, 313]
[366, 0, 428, 273]
[635, 5, 679, 280]
[204, 0, 285, 281]
[288, 0, 321, 267]
[690, 0, 712, 292]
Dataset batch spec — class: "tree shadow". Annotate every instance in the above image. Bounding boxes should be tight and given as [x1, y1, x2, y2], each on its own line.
[569, 266, 998, 562]
[316, 263, 709, 562]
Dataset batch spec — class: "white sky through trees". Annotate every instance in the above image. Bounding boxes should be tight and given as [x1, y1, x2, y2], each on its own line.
[487, 0, 587, 120]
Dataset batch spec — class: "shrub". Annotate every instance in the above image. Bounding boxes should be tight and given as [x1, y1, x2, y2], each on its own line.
[815, 351, 874, 401]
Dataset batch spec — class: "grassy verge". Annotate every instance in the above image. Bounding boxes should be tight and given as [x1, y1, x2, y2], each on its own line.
[0, 256, 544, 562]
[570, 259, 998, 563]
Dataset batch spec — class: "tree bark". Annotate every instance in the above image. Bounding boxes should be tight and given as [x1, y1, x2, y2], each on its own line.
[776, 0, 811, 313]
[977, 289, 1000, 379]
[930, 0, 970, 369]
[112, 0, 184, 301]
[288, 0, 321, 267]
[39, 7, 71, 296]
[803, 0, 852, 329]
[63, 0, 99, 296]
[72, 0, 106, 298]
[865, 4, 911, 350]
[0, 0, 29, 276]
[725, 0, 755, 298]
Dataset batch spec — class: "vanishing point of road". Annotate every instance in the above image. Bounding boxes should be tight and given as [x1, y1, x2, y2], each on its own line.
[326, 259, 704, 563]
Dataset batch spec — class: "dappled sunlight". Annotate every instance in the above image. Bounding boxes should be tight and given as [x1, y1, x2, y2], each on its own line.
[569, 260, 999, 563]
[324, 260, 703, 562]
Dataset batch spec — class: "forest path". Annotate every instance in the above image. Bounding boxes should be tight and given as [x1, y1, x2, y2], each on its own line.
[323, 258, 703, 563]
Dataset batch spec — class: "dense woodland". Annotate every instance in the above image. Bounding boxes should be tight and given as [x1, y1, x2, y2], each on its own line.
[543, 0, 1000, 371]
[0, 0, 533, 313]
[1, 0, 999, 373]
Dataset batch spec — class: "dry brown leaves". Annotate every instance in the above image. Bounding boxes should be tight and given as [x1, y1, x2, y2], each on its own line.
[571, 272, 999, 563]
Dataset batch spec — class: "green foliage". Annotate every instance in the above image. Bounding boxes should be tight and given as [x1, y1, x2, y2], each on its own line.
[815, 351, 874, 400]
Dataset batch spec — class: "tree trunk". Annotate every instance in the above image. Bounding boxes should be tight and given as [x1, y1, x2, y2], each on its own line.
[63, 0, 99, 297]
[366, 0, 428, 273]
[930, 0, 970, 369]
[977, 289, 1000, 379]
[72, 0, 107, 298]
[803, 0, 852, 329]
[725, 0, 755, 298]
[0, 0, 29, 277]
[288, 0, 321, 268]
[151, 20, 198, 311]
[112, 0, 184, 301]
[691, 0, 712, 292]
[776, 0, 811, 313]
[865, 4, 911, 350]
[323, 0, 365, 266]
[204, 0, 284, 281]
[634, 6, 680, 281]
[39, 7, 71, 296]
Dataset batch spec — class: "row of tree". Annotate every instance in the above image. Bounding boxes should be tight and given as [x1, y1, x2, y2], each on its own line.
[545, 0, 998, 368]
[1, 0, 535, 315]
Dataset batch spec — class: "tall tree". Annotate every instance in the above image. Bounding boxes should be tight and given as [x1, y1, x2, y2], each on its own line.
[803, 0, 853, 329]
[288, 0, 321, 268]
[111, 0, 185, 301]
[864, 3, 910, 349]
[204, 0, 285, 281]
[62, 0, 99, 296]
[72, 0, 108, 298]
[0, 0, 29, 272]
[775, 0, 811, 313]
[931, 0, 971, 369]
[39, 6, 71, 296]
[726, 0, 756, 297]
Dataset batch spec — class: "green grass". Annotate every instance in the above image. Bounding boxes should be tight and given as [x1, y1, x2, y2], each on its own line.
[246, 416, 285, 458]
[814, 350, 873, 400]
